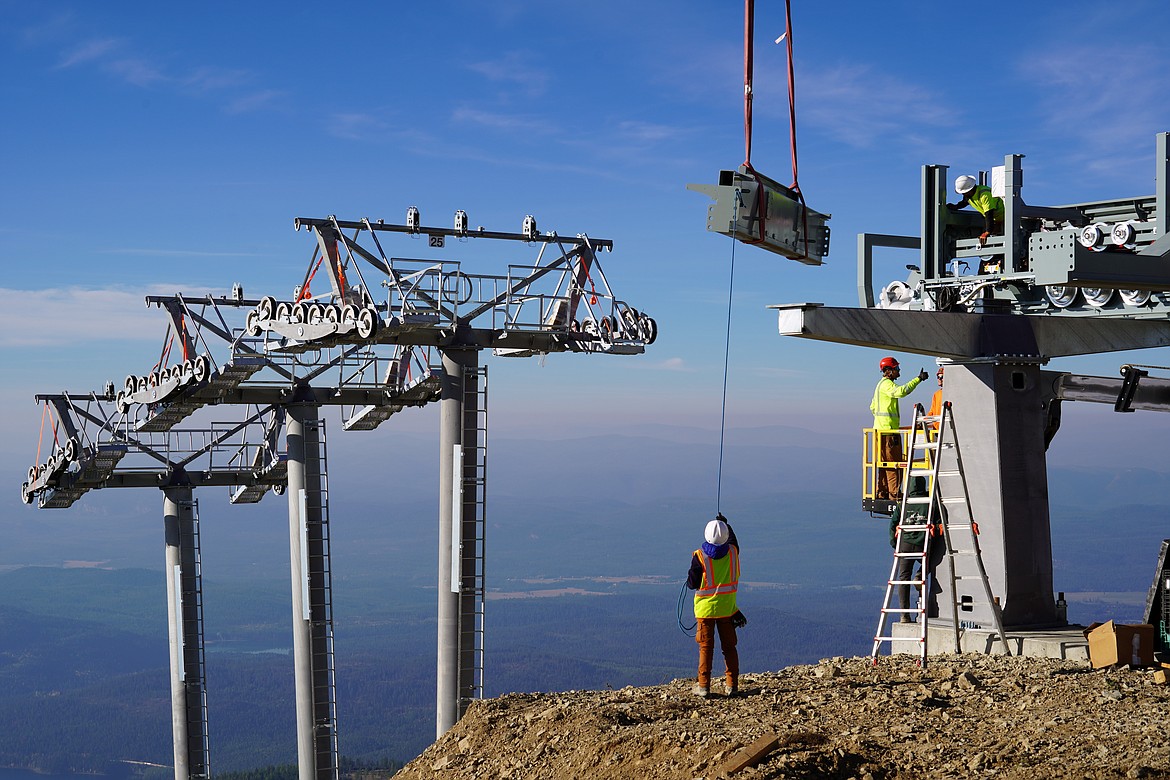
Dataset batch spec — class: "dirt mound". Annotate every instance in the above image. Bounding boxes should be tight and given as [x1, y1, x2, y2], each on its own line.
[393, 654, 1170, 779]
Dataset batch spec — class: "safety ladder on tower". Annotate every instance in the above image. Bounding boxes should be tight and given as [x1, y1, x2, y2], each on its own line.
[303, 418, 339, 778]
[871, 402, 1010, 666]
[179, 497, 210, 780]
[458, 365, 488, 709]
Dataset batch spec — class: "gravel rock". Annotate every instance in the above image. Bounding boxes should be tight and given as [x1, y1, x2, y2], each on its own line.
[393, 655, 1170, 779]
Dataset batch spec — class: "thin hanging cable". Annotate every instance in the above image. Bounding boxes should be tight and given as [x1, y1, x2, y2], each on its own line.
[716, 220, 738, 514]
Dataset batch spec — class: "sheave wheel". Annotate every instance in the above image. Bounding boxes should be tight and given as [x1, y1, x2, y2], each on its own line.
[356, 307, 377, 339]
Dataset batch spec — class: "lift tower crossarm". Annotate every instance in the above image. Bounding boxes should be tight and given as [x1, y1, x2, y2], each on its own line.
[294, 216, 614, 251]
[772, 303, 1170, 359]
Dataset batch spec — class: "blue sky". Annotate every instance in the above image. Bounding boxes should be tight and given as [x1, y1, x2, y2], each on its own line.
[3, 0, 1170, 491]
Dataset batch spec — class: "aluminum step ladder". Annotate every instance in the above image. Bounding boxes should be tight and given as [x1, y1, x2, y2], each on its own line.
[871, 402, 1010, 666]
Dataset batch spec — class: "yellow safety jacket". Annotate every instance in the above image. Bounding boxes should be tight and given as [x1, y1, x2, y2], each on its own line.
[693, 546, 739, 619]
[967, 185, 1004, 220]
[871, 376, 922, 430]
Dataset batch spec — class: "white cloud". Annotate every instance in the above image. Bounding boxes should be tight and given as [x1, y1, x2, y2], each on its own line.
[615, 120, 683, 144]
[1020, 42, 1170, 173]
[184, 66, 252, 93]
[0, 285, 228, 348]
[225, 89, 286, 115]
[56, 37, 120, 69]
[653, 357, 691, 372]
[100, 248, 266, 258]
[793, 63, 956, 149]
[452, 107, 556, 134]
[468, 52, 549, 98]
[104, 57, 167, 87]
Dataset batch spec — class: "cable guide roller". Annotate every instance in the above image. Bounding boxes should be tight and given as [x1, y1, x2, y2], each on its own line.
[688, 167, 830, 265]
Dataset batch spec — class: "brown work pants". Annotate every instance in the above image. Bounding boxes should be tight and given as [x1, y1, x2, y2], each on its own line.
[878, 431, 904, 500]
[695, 617, 738, 689]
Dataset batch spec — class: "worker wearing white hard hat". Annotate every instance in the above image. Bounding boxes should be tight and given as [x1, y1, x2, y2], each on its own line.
[686, 513, 746, 698]
[949, 174, 1004, 249]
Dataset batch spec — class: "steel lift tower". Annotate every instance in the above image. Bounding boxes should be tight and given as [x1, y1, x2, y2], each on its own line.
[773, 131, 1170, 635]
[22, 388, 287, 779]
[22, 211, 654, 777]
[245, 211, 655, 737]
[22, 291, 445, 780]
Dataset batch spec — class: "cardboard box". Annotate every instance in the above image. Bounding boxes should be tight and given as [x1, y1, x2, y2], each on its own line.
[1084, 621, 1155, 669]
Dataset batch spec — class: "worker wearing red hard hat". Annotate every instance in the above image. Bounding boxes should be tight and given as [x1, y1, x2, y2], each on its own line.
[871, 357, 928, 500]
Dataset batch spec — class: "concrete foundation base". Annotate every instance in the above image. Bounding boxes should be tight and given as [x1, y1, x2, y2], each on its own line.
[888, 621, 1089, 662]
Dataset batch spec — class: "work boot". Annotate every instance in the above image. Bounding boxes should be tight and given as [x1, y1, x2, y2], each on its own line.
[692, 683, 709, 698]
[723, 680, 739, 697]
[900, 615, 914, 623]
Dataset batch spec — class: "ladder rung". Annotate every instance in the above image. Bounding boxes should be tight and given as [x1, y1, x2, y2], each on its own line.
[874, 635, 925, 643]
[941, 496, 966, 504]
[889, 579, 925, 585]
[908, 469, 934, 476]
[905, 497, 931, 504]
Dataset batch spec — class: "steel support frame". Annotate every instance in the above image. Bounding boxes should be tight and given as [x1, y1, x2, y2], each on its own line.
[770, 303, 1170, 630]
[163, 486, 209, 780]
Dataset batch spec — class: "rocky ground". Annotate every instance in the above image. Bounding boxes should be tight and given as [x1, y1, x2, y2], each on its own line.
[392, 654, 1170, 779]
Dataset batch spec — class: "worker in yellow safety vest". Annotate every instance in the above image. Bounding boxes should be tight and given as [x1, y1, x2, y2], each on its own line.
[950, 175, 1005, 248]
[871, 356, 928, 501]
[686, 514, 746, 698]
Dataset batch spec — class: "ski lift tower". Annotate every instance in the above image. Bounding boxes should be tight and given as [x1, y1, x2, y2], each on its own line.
[21, 291, 445, 780]
[244, 211, 656, 738]
[22, 381, 286, 780]
[772, 131, 1170, 637]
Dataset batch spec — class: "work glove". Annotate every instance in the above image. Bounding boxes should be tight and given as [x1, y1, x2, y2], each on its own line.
[918, 369, 929, 382]
[731, 610, 748, 629]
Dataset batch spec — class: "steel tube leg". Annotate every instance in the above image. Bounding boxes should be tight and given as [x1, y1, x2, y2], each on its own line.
[286, 405, 337, 780]
[163, 486, 208, 780]
[437, 349, 473, 737]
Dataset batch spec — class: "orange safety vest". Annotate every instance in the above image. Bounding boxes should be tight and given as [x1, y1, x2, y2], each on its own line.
[693, 546, 740, 619]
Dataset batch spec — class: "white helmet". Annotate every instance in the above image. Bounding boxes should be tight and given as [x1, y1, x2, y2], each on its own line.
[954, 175, 977, 195]
[704, 519, 729, 545]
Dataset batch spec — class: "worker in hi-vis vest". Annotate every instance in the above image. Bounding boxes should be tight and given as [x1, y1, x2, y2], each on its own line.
[871, 356, 928, 501]
[950, 174, 1005, 248]
[686, 514, 746, 698]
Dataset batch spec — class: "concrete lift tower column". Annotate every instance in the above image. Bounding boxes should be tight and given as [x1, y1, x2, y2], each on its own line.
[773, 131, 1170, 636]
